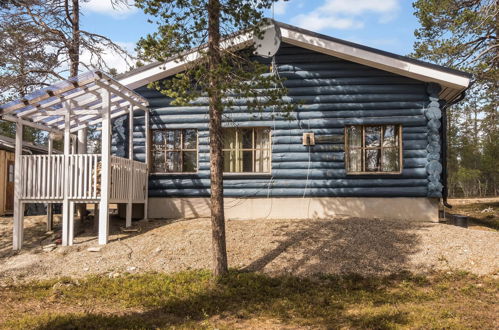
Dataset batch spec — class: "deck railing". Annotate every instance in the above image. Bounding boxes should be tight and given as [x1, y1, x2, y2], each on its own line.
[68, 154, 102, 200]
[21, 154, 65, 200]
[110, 156, 148, 203]
[20, 154, 148, 202]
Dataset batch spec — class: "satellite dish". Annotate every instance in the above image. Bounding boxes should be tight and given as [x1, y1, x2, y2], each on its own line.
[253, 22, 281, 58]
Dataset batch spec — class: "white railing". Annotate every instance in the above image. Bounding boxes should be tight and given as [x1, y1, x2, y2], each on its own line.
[67, 154, 101, 200]
[21, 155, 65, 200]
[20, 154, 148, 202]
[110, 156, 148, 203]
[132, 161, 148, 202]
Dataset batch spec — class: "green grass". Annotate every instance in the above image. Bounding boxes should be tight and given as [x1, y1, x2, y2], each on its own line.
[1, 270, 497, 329]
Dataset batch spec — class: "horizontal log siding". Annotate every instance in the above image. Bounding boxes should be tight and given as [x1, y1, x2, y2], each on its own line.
[112, 43, 440, 198]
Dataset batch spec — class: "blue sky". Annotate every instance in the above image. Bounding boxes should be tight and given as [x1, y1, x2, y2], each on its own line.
[80, 0, 420, 72]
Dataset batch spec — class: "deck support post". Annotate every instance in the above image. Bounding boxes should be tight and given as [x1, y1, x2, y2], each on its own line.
[143, 108, 150, 221]
[98, 89, 111, 245]
[126, 105, 134, 227]
[62, 108, 72, 246]
[46, 136, 53, 231]
[13, 121, 24, 250]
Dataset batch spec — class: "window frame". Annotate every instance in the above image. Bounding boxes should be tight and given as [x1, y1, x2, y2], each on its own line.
[222, 126, 272, 175]
[149, 128, 199, 175]
[344, 124, 403, 175]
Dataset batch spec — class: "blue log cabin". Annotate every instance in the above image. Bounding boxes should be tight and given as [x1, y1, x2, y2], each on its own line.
[113, 21, 471, 221]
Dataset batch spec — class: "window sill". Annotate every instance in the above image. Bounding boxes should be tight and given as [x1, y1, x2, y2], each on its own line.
[346, 171, 403, 176]
[150, 172, 199, 176]
[223, 172, 272, 178]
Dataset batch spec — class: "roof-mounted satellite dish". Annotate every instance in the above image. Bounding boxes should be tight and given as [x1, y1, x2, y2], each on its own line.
[253, 21, 281, 58]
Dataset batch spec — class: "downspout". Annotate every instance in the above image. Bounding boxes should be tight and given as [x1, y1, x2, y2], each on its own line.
[441, 90, 468, 209]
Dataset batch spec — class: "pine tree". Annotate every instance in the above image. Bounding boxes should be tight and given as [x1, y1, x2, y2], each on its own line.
[135, 0, 291, 276]
[412, 0, 498, 197]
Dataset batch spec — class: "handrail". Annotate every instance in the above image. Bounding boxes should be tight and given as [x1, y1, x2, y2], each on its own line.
[20, 154, 147, 202]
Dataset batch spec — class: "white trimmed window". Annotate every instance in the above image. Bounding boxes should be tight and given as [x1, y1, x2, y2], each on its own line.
[151, 129, 198, 173]
[223, 127, 271, 173]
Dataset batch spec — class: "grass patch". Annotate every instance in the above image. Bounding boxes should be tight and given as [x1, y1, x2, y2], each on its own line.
[1, 270, 497, 329]
[447, 201, 499, 230]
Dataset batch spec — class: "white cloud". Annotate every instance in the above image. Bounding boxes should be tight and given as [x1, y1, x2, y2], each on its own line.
[82, 0, 137, 18]
[273, 1, 288, 16]
[291, 0, 400, 31]
[80, 41, 136, 74]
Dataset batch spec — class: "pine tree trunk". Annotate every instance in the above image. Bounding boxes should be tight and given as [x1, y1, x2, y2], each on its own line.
[207, 0, 228, 277]
[69, 0, 79, 77]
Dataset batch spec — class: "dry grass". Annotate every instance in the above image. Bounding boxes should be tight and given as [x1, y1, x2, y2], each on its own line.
[446, 198, 499, 230]
[1, 270, 498, 329]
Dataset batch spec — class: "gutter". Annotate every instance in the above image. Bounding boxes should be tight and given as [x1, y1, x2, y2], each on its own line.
[441, 87, 469, 208]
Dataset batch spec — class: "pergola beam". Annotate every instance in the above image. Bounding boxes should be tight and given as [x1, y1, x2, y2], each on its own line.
[0, 76, 97, 114]
[94, 80, 148, 111]
[17, 84, 101, 118]
[0, 70, 149, 134]
[1, 114, 63, 134]
[54, 100, 134, 130]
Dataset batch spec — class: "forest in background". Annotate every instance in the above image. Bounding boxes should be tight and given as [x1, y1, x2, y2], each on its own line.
[0, 0, 497, 197]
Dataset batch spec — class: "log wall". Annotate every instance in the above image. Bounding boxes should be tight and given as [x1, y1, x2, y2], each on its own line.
[112, 43, 442, 198]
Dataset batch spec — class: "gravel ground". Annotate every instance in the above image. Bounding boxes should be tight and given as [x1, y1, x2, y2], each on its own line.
[1, 206, 498, 284]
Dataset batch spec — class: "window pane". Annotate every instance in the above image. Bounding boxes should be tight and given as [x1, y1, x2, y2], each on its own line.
[255, 128, 270, 149]
[365, 149, 381, 172]
[165, 130, 181, 150]
[152, 151, 166, 172]
[255, 148, 271, 172]
[347, 149, 362, 172]
[223, 150, 240, 172]
[382, 147, 400, 172]
[241, 129, 253, 149]
[365, 126, 381, 147]
[242, 151, 253, 172]
[8, 164, 14, 182]
[183, 129, 197, 149]
[152, 130, 164, 145]
[223, 128, 237, 149]
[182, 151, 197, 172]
[347, 126, 362, 148]
[166, 151, 181, 172]
[383, 125, 399, 147]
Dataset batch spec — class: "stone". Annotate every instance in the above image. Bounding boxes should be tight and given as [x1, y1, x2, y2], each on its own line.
[87, 247, 102, 252]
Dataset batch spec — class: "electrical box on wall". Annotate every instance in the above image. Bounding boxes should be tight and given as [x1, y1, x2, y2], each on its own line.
[302, 132, 315, 146]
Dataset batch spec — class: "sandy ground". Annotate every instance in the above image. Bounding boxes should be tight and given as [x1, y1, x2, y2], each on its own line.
[1, 199, 498, 284]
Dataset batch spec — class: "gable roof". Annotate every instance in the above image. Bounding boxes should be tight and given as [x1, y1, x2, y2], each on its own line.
[117, 20, 471, 103]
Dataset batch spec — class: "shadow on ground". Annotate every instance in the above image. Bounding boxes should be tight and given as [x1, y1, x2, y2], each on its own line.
[0, 213, 172, 259]
[241, 217, 429, 275]
[10, 270, 429, 329]
[445, 201, 498, 231]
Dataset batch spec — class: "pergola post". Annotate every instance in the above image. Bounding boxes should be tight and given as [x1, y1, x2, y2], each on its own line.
[126, 105, 134, 227]
[77, 128, 88, 221]
[98, 89, 111, 245]
[62, 109, 72, 246]
[143, 108, 150, 220]
[13, 121, 24, 250]
[46, 136, 54, 231]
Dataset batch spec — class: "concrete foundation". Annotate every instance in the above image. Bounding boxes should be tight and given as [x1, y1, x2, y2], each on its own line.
[147, 197, 440, 222]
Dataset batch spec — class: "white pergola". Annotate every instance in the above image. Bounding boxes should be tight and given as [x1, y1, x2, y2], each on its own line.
[0, 70, 150, 250]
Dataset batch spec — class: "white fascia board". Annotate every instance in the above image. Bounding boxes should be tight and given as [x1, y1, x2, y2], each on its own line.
[279, 27, 470, 91]
[118, 32, 254, 90]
